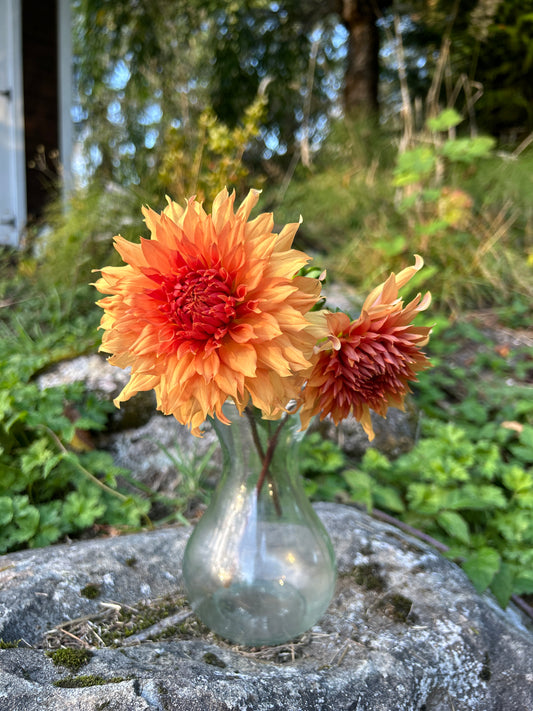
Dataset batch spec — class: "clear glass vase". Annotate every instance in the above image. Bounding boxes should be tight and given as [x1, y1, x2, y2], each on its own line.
[182, 403, 336, 646]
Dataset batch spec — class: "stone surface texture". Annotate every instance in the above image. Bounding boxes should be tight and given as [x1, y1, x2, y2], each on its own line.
[1, 503, 532, 711]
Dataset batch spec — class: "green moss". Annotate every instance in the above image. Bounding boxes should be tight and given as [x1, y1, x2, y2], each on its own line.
[125, 556, 137, 567]
[46, 648, 92, 672]
[53, 675, 128, 688]
[352, 563, 385, 592]
[0, 639, 21, 649]
[98, 595, 190, 646]
[377, 593, 416, 623]
[80, 583, 101, 599]
[479, 652, 491, 682]
[202, 652, 227, 668]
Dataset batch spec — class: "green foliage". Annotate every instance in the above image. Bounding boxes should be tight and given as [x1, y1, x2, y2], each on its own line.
[0, 273, 150, 554]
[283, 110, 533, 312]
[472, 0, 533, 138]
[159, 94, 267, 207]
[0, 371, 150, 553]
[35, 95, 269, 296]
[343, 417, 533, 607]
[300, 432, 345, 501]
[74, 0, 343, 184]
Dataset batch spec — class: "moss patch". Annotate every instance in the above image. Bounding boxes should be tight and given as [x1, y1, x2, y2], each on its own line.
[53, 674, 128, 688]
[202, 652, 227, 668]
[98, 595, 193, 646]
[0, 639, 21, 649]
[47, 647, 92, 672]
[352, 563, 386, 592]
[80, 583, 101, 599]
[479, 651, 491, 681]
[377, 593, 416, 624]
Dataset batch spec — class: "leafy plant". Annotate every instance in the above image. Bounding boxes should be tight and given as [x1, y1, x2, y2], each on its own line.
[0, 271, 151, 553]
[0, 374, 150, 553]
[300, 431, 346, 501]
[343, 418, 533, 607]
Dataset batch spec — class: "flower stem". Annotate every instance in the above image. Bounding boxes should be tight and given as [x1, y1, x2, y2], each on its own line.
[255, 414, 288, 516]
[244, 405, 265, 461]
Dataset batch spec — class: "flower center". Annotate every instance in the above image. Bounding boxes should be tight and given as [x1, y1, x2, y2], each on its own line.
[163, 267, 238, 344]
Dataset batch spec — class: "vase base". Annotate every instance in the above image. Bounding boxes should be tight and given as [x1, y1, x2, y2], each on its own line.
[193, 578, 310, 646]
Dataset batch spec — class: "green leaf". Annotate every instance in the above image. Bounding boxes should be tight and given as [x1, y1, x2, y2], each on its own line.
[440, 136, 495, 164]
[510, 426, 533, 463]
[514, 570, 533, 595]
[0, 496, 14, 526]
[437, 511, 470, 544]
[446, 485, 507, 511]
[361, 448, 391, 474]
[373, 485, 405, 513]
[493, 510, 532, 543]
[490, 563, 514, 609]
[427, 108, 462, 132]
[462, 547, 501, 592]
[502, 466, 533, 494]
[374, 234, 406, 257]
[393, 147, 436, 187]
[62, 490, 106, 530]
[344, 469, 373, 512]
[20, 438, 56, 477]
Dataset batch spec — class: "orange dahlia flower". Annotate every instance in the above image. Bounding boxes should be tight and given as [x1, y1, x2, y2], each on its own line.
[299, 256, 432, 439]
[94, 189, 322, 435]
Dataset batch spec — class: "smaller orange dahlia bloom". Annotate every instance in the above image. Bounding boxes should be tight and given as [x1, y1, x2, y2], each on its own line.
[299, 256, 432, 439]
[94, 189, 322, 435]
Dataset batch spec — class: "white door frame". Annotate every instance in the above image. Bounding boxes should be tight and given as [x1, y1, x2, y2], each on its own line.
[58, 0, 73, 193]
[0, 0, 26, 247]
[0, 0, 72, 247]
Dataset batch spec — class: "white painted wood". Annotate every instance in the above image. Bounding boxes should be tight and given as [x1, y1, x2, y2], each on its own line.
[58, 0, 73, 193]
[0, 0, 26, 247]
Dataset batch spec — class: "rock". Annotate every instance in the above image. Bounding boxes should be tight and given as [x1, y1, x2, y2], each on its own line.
[315, 400, 419, 460]
[98, 414, 220, 496]
[1, 503, 532, 710]
[37, 354, 156, 432]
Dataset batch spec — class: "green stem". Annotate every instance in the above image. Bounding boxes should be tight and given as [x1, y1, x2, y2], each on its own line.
[37, 425, 153, 528]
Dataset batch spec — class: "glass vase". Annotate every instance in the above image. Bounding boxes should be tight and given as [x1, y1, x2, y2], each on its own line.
[182, 403, 336, 646]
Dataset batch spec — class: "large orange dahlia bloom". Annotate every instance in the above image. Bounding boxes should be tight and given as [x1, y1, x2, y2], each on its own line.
[299, 256, 432, 439]
[94, 189, 321, 435]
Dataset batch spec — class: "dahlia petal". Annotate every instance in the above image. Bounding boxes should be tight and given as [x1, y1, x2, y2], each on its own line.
[268, 250, 311, 278]
[362, 255, 424, 311]
[212, 189, 234, 234]
[162, 196, 185, 224]
[245, 213, 275, 245]
[219, 342, 257, 378]
[236, 188, 261, 221]
[113, 235, 147, 268]
[114, 372, 160, 407]
[276, 220, 301, 251]
[229, 323, 256, 343]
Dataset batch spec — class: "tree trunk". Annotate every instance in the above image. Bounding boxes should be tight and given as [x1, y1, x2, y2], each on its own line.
[341, 0, 382, 117]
